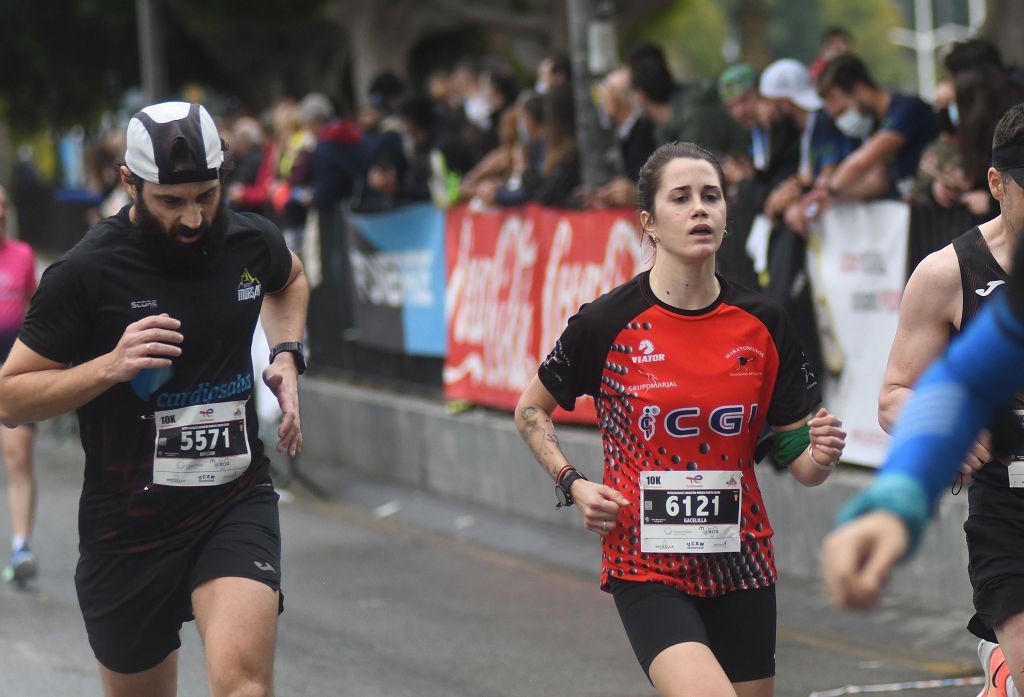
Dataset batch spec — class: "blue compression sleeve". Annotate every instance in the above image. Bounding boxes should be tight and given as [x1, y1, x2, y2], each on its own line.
[837, 293, 1024, 554]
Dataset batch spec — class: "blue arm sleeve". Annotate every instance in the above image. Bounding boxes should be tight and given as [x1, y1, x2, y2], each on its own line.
[837, 293, 1024, 554]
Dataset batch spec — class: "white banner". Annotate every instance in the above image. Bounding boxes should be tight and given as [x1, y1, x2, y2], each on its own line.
[806, 201, 909, 466]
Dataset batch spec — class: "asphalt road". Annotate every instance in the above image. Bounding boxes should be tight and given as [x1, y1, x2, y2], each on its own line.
[0, 434, 987, 697]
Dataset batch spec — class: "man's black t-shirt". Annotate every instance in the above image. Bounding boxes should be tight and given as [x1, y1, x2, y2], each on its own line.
[19, 206, 292, 553]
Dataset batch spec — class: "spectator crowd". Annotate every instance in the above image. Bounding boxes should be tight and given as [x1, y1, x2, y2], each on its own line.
[19, 30, 1024, 378]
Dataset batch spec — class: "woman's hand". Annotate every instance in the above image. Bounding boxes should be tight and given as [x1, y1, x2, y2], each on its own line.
[571, 479, 631, 536]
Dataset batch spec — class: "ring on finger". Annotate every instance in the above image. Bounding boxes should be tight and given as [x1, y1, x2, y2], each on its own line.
[602, 521, 607, 531]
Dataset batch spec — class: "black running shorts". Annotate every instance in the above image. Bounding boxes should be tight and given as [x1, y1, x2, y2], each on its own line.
[75, 484, 284, 674]
[965, 478, 1024, 641]
[610, 578, 776, 683]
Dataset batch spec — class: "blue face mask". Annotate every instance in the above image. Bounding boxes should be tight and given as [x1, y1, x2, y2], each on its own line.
[949, 102, 960, 128]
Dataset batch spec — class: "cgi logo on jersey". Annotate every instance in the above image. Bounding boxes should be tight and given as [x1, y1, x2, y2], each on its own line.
[639, 406, 661, 440]
[632, 339, 666, 364]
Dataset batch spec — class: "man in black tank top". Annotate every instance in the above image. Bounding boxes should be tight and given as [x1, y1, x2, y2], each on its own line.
[875, 103, 1024, 694]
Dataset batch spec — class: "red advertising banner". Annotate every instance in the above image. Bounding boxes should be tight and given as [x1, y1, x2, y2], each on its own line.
[444, 204, 646, 423]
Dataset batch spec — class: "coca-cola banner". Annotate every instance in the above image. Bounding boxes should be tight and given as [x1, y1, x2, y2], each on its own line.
[444, 204, 646, 423]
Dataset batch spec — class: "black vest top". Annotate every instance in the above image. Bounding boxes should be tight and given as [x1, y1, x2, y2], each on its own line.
[953, 227, 1024, 489]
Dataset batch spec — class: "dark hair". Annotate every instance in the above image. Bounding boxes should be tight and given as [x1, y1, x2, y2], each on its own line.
[544, 52, 571, 79]
[369, 71, 407, 111]
[955, 67, 1024, 186]
[820, 26, 852, 45]
[522, 93, 545, 124]
[817, 53, 876, 95]
[542, 83, 576, 175]
[627, 43, 675, 104]
[944, 39, 1004, 77]
[397, 93, 436, 132]
[487, 70, 520, 110]
[637, 142, 726, 217]
[993, 102, 1024, 151]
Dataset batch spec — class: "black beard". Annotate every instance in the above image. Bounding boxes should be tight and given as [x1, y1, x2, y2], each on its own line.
[134, 191, 228, 275]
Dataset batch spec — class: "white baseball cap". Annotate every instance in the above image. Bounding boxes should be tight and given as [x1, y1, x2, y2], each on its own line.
[759, 59, 823, 112]
[125, 101, 224, 184]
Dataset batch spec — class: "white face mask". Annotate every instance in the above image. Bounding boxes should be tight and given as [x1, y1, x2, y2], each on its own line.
[834, 107, 873, 139]
[464, 94, 492, 129]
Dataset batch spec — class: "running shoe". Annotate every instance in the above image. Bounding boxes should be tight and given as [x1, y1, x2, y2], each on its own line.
[978, 639, 1011, 697]
[2, 545, 37, 586]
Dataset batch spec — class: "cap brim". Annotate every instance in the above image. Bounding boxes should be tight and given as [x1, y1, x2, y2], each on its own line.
[793, 89, 823, 112]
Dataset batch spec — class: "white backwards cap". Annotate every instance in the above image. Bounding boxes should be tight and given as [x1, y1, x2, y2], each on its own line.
[125, 101, 224, 184]
[759, 59, 823, 112]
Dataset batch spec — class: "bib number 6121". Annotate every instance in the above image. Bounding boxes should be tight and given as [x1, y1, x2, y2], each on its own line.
[665, 493, 720, 518]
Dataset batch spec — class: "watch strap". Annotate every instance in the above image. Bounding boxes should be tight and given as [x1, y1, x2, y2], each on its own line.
[555, 468, 587, 508]
[269, 342, 306, 375]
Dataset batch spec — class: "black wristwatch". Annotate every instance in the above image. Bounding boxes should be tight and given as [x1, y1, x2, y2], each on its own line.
[555, 468, 588, 508]
[269, 342, 306, 375]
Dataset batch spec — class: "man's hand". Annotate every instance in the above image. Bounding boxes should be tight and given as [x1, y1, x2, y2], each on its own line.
[960, 189, 992, 217]
[763, 177, 803, 220]
[821, 510, 909, 610]
[570, 479, 630, 536]
[593, 177, 636, 208]
[106, 314, 182, 383]
[262, 353, 302, 457]
[959, 429, 992, 483]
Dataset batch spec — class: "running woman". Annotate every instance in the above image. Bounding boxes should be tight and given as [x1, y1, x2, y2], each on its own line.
[516, 141, 847, 697]
[0, 183, 39, 585]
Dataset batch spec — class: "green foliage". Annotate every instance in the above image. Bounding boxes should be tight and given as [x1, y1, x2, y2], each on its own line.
[625, 0, 916, 92]
[623, 0, 729, 80]
[766, 0, 823, 63]
[822, 0, 914, 88]
[0, 0, 139, 134]
[169, 0, 330, 35]
[0, 0, 334, 135]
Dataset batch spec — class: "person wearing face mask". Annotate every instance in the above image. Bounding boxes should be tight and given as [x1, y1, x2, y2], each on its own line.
[796, 53, 939, 225]
[822, 103, 1024, 697]
[0, 101, 308, 696]
[936, 64, 1024, 221]
[471, 93, 547, 208]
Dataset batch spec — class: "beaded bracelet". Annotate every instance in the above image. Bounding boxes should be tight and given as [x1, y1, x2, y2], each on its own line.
[807, 443, 838, 471]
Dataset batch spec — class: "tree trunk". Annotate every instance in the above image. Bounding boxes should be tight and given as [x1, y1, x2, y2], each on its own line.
[981, 0, 1024, 69]
[734, 0, 773, 67]
[347, 11, 422, 107]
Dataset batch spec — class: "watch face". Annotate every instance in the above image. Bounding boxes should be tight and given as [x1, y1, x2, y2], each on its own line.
[555, 485, 569, 506]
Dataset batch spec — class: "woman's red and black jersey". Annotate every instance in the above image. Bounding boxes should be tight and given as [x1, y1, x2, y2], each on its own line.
[539, 271, 820, 597]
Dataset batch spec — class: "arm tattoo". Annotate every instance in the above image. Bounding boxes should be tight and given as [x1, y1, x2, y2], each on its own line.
[517, 406, 566, 479]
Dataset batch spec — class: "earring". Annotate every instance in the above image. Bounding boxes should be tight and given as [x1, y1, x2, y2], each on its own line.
[723, 228, 729, 238]
[650, 235, 660, 244]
